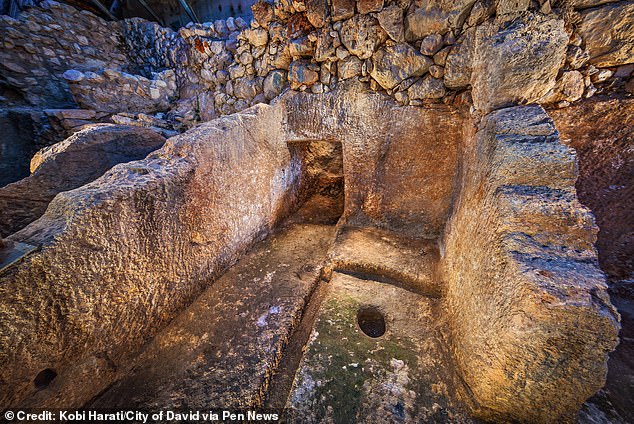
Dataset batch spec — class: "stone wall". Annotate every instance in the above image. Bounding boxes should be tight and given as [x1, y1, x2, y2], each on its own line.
[0, 102, 300, 408]
[63, 68, 178, 114]
[92, 0, 633, 123]
[440, 104, 620, 422]
[3, 0, 632, 140]
[0, 1, 128, 107]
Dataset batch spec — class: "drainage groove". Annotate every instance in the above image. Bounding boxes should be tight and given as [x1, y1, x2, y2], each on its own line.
[263, 269, 332, 410]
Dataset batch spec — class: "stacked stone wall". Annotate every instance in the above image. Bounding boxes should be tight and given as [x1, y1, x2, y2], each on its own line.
[2, 0, 632, 132]
[106, 0, 634, 123]
[0, 1, 129, 107]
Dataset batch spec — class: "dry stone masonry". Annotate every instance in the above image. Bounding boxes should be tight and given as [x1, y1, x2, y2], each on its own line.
[0, 0, 632, 422]
[3, 0, 632, 134]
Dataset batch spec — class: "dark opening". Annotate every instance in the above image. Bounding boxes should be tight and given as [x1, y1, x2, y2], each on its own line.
[33, 368, 57, 389]
[0, 109, 37, 188]
[357, 307, 386, 338]
[287, 140, 344, 225]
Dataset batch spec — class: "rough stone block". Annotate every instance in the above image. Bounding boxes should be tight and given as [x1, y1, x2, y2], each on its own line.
[577, 1, 634, 67]
[441, 104, 620, 422]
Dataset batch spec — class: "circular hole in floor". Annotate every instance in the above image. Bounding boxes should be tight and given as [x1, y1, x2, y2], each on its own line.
[357, 306, 386, 338]
[33, 368, 57, 389]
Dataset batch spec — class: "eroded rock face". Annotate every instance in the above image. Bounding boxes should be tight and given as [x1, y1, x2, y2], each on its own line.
[577, 1, 634, 68]
[0, 104, 300, 408]
[470, 13, 568, 113]
[441, 104, 620, 422]
[0, 124, 166, 238]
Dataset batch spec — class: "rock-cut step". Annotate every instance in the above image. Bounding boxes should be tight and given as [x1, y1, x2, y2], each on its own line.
[88, 223, 335, 410]
[326, 226, 442, 297]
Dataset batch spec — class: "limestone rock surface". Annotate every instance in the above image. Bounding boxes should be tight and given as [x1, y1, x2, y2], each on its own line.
[441, 104, 620, 422]
[0, 103, 300, 408]
[289, 61, 320, 88]
[284, 83, 463, 238]
[305, 0, 328, 27]
[577, 1, 634, 68]
[331, 0, 355, 21]
[0, 124, 165, 238]
[470, 13, 568, 112]
[90, 224, 334, 410]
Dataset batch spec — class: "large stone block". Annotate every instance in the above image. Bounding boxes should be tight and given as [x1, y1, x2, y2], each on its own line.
[470, 13, 568, 113]
[0, 124, 165, 238]
[577, 1, 634, 67]
[376, 4, 405, 42]
[0, 104, 301, 408]
[441, 104, 620, 422]
[404, 0, 476, 41]
[370, 43, 432, 90]
[339, 14, 388, 59]
[443, 27, 476, 89]
[331, 0, 355, 21]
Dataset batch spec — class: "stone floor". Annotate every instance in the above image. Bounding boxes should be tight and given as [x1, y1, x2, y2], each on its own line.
[89, 223, 335, 410]
[284, 273, 475, 423]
